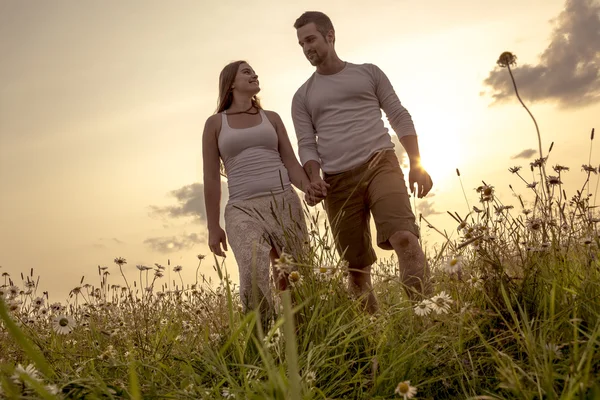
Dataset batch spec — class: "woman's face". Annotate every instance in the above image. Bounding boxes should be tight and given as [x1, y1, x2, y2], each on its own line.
[232, 63, 260, 95]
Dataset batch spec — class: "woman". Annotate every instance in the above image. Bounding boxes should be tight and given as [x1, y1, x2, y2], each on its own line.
[202, 60, 312, 319]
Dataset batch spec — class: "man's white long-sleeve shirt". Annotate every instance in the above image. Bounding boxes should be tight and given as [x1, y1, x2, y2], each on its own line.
[292, 62, 417, 174]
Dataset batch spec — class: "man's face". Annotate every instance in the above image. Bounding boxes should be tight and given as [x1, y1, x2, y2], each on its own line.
[296, 22, 331, 66]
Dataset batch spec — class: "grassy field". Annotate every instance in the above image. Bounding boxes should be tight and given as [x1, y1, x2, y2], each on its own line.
[1, 53, 599, 399]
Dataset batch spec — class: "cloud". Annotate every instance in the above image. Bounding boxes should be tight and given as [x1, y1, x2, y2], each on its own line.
[143, 232, 205, 254]
[92, 237, 125, 249]
[416, 199, 442, 218]
[150, 181, 229, 224]
[483, 0, 600, 108]
[511, 149, 537, 159]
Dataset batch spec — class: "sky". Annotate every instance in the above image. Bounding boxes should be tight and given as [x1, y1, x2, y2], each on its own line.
[1, 0, 599, 303]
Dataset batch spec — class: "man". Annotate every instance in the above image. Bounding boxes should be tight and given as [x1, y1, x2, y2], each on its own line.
[291, 11, 433, 313]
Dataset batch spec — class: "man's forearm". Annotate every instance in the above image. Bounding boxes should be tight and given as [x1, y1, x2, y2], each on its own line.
[303, 160, 323, 182]
[399, 135, 422, 167]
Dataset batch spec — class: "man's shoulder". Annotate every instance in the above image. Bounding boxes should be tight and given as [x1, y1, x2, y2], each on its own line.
[293, 73, 317, 100]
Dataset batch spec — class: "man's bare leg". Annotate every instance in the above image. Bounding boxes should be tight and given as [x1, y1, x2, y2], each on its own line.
[348, 265, 378, 314]
[388, 230, 430, 299]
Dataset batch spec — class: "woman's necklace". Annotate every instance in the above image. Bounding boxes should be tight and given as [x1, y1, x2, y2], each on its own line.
[226, 105, 259, 115]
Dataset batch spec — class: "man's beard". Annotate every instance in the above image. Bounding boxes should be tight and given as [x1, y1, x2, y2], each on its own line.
[307, 52, 323, 66]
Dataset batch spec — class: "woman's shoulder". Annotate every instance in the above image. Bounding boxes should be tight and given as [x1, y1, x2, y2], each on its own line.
[204, 113, 223, 129]
[262, 109, 282, 121]
[203, 113, 224, 140]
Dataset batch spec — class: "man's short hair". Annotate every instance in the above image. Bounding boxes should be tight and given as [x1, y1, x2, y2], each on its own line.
[294, 11, 334, 40]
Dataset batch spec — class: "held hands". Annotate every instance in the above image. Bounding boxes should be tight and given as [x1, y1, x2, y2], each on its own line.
[408, 164, 433, 198]
[208, 226, 228, 257]
[305, 178, 330, 206]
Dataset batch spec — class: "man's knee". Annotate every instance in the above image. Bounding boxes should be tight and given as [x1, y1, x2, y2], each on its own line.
[389, 230, 418, 248]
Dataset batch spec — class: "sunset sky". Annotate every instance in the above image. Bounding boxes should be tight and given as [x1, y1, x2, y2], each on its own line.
[1, 0, 599, 302]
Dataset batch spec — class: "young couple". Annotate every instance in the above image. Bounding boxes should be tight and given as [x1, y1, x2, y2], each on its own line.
[202, 11, 433, 318]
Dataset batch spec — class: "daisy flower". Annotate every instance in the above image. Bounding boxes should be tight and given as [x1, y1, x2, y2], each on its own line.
[32, 296, 45, 308]
[289, 271, 302, 286]
[467, 272, 484, 289]
[444, 255, 463, 274]
[413, 299, 433, 316]
[11, 363, 41, 384]
[52, 314, 76, 335]
[395, 380, 417, 399]
[430, 291, 453, 314]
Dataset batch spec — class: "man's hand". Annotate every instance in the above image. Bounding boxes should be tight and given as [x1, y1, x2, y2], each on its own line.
[305, 178, 330, 206]
[408, 165, 433, 198]
[208, 226, 228, 257]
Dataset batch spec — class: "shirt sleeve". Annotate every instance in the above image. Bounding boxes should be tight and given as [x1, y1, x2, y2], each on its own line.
[370, 64, 417, 138]
[291, 90, 321, 166]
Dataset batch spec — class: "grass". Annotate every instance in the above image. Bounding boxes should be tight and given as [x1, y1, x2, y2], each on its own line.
[1, 52, 600, 399]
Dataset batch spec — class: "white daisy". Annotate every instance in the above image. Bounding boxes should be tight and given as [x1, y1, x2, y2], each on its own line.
[430, 291, 453, 314]
[444, 256, 463, 274]
[413, 299, 433, 316]
[11, 363, 41, 384]
[52, 314, 76, 335]
[394, 380, 417, 399]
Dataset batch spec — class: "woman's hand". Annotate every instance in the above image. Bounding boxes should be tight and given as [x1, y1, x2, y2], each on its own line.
[208, 226, 228, 257]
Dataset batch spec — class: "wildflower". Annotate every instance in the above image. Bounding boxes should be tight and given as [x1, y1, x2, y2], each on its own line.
[45, 384, 60, 395]
[275, 251, 294, 268]
[553, 164, 569, 173]
[173, 265, 183, 272]
[413, 299, 433, 316]
[8, 299, 22, 312]
[497, 51, 517, 68]
[11, 363, 41, 384]
[8, 285, 19, 297]
[457, 221, 467, 231]
[444, 256, 463, 274]
[547, 176, 562, 185]
[467, 272, 484, 289]
[526, 182, 538, 189]
[50, 302, 62, 312]
[155, 271, 164, 278]
[526, 218, 543, 231]
[305, 369, 317, 386]
[136, 265, 150, 271]
[545, 343, 563, 359]
[530, 157, 547, 168]
[582, 164, 598, 174]
[32, 296, 45, 308]
[508, 166, 522, 173]
[98, 345, 117, 361]
[114, 257, 127, 266]
[395, 380, 418, 399]
[430, 291, 453, 314]
[52, 314, 76, 335]
[197, 254, 206, 260]
[522, 209, 532, 215]
[289, 271, 303, 286]
[476, 184, 494, 197]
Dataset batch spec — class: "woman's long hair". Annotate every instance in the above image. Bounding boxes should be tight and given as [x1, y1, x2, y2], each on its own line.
[215, 60, 262, 114]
